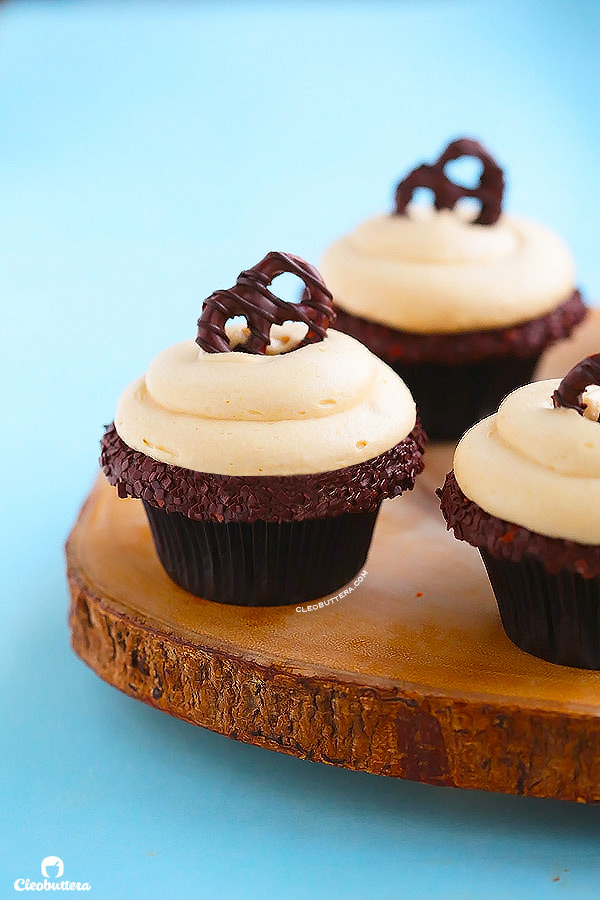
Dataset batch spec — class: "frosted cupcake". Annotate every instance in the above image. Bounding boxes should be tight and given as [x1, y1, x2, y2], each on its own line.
[101, 252, 426, 606]
[439, 354, 600, 668]
[320, 138, 586, 440]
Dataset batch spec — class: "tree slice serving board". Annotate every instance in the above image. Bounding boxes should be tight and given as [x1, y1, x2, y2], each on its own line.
[67, 311, 600, 802]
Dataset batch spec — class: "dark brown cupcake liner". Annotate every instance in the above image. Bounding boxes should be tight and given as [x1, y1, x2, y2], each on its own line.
[439, 471, 600, 668]
[480, 550, 600, 669]
[144, 500, 379, 606]
[389, 356, 538, 441]
[333, 291, 586, 441]
[101, 421, 426, 523]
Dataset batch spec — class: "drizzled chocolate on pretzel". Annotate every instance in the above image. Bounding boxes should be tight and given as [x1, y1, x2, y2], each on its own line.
[394, 137, 504, 226]
[552, 354, 600, 418]
[196, 251, 335, 354]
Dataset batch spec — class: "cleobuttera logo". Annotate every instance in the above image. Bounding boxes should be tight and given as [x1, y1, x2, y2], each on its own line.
[13, 856, 90, 892]
[41, 858, 64, 879]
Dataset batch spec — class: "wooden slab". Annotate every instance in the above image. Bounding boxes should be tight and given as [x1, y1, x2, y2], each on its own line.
[67, 311, 600, 802]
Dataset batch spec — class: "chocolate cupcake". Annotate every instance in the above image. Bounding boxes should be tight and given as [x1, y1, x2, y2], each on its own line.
[101, 252, 426, 606]
[320, 137, 587, 441]
[439, 354, 600, 668]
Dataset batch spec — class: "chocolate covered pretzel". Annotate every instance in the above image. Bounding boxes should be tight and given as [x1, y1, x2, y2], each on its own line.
[196, 251, 335, 354]
[552, 354, 600, 417]
[394, 138, 504, 226]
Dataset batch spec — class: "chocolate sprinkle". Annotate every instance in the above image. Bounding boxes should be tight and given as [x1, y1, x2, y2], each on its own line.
[438, 470, 600, 579]
[552, 352, 600, 416]
[332, 290, 586, 366]
[394, 138, 504, 226]
[101, 421, 426, 524]
[196, 251, 335, 355]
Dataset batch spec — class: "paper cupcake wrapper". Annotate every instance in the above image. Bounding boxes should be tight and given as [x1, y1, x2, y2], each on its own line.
[390, 357, 539, 441]
[480, 549, 600, 669]
[143, 502, 379, 606]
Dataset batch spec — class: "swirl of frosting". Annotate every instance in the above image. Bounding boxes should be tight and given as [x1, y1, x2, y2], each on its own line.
[453, 379, 600, 544]
[114, 322, 416, 476]
[320, 205, 576, 334]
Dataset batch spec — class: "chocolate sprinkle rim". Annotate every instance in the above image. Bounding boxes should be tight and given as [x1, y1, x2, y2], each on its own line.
[438, 470, 600, 579]
[100, 421, 426, 524]
[332, 290, 586, 366]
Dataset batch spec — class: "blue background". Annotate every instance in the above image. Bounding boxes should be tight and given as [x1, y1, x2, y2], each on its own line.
[2, 1, 600, 897]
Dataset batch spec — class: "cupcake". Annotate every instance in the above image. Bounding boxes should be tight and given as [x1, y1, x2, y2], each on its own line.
[438, 354, 600, 668]
[320, 137, 587, 441]
[101, 251, 426, 606]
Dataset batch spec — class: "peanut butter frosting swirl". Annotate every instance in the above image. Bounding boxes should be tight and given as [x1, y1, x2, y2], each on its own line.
[114, 322, 417, 477]
[454, 375, 600, 544]
[320, 205, 576, 334]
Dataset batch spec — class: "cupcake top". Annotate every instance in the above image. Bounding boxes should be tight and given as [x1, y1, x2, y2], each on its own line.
[453, 354, 600, 545]
[114, 252, 417, 477]
[320, 138, 576, 335]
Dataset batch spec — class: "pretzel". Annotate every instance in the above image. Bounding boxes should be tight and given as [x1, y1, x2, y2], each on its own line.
[196, 252, 335, 354]
[552, 354, 600, 417]
[394, 138, 504, 225]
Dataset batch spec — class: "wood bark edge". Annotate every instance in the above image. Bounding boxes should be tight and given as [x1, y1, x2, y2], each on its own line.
[67, 542, 600, 803]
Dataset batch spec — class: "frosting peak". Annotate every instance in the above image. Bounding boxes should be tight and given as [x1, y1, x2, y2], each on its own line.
[345, 206, 519, 264]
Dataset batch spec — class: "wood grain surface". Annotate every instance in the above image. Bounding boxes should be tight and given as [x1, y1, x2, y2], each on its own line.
[67, 311, 600, 802]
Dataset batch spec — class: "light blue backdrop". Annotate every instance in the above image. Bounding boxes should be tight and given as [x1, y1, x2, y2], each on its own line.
[2, 1, 600, 898]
